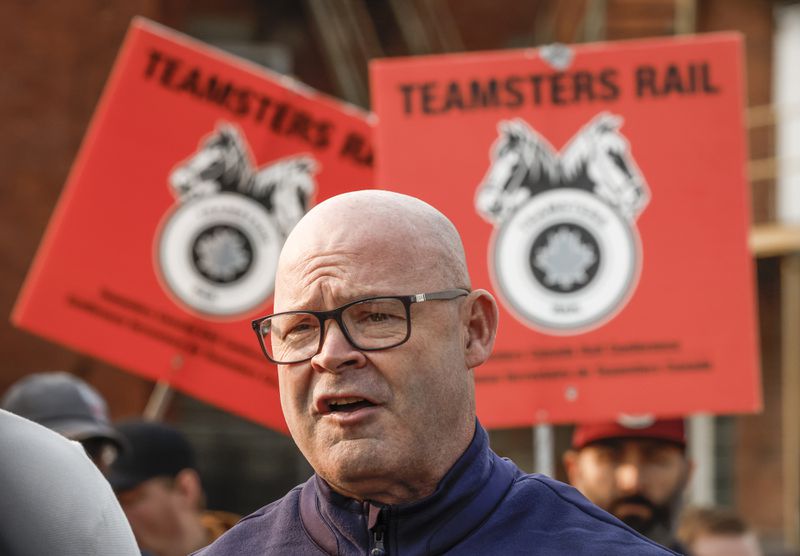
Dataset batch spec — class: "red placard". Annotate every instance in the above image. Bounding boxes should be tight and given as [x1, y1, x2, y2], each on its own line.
[371, 34, 760, 426]
[12, 18, 373, 432]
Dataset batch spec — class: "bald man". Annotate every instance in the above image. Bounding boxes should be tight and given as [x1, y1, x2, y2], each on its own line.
[195, 191, 677, 555]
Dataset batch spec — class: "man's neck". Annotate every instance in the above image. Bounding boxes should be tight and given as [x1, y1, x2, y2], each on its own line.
[324, 418, 478, 506]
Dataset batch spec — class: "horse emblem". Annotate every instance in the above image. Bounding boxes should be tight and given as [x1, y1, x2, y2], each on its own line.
[476, 113, 649, 334]
[157, 123, 318, 317]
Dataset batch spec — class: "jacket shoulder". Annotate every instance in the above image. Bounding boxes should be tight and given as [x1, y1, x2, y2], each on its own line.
[192, 485, 325, 556]
[499, 473, 680, 555]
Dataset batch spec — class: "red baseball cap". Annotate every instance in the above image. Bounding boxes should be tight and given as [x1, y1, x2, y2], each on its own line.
[572, 417, 686, 450]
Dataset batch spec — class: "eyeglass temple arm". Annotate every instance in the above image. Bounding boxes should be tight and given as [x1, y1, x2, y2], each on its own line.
[414, 289, 471, 302]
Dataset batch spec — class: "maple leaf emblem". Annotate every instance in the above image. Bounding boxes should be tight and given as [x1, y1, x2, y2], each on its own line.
[195, 227, 251, 282]
[533, 227, 597, 290]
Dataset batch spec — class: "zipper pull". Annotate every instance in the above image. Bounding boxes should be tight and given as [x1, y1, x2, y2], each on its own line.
[368, 504, 387, 556]
[370, 527, 386, 556]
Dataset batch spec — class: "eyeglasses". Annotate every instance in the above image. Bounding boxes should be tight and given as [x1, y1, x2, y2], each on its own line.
[252, 289, 470, 364]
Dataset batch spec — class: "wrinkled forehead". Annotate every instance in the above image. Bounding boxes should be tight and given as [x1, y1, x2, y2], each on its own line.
[274, 192, 468, 306]
[285, 224, 420, 274]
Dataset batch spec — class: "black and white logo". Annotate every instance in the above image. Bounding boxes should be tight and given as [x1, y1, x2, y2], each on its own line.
[476, 113, 649, 334]
[157, 124, 317, 317]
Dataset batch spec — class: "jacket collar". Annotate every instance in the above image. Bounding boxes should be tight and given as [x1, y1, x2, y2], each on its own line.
[299, 421, 517, 554]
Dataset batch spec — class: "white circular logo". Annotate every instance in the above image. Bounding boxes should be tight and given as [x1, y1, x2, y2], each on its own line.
[158, 193, 282, 317]
[491, 189, 640, 333]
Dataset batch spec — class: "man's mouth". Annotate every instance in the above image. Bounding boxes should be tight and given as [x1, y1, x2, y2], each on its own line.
[609, 495, 662, 534]
[325, 397, 376, 414]
[610, 495, 656, 515]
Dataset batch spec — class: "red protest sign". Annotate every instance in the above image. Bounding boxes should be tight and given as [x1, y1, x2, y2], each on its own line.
[371, 34, 760, 427]
[12, 18, 373, 432]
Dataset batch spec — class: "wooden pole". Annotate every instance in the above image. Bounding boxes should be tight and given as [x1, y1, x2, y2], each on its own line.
[142, 355, 182, 421]
[782, 254, 800, 549]
[688, 414, 715, 505]
[534, 424, 555, 477]
[142, 380, 174, 422]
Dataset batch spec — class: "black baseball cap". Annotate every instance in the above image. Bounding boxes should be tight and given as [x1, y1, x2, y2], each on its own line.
[1, 371, 124, 450]
[108, 420, 197, 492]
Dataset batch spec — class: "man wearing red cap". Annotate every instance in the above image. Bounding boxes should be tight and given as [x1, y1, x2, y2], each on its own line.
[563, 417, 692, 552]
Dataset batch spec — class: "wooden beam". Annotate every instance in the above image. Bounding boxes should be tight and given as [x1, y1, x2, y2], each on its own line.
[750, 224, 800, 258]
[782, 254, 800, 548]
[674, 0, 697, 35]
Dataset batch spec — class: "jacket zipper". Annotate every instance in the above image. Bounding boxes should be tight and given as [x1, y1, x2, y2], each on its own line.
[369, 506, 387, 556]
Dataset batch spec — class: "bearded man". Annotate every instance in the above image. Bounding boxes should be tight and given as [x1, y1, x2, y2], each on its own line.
[564, 418, 692, 552]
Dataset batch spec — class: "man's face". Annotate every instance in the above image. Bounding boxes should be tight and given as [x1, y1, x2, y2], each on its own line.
[274, 229, 475, 504]
[116, 477, 190, 556]
[566, 439, 690, 536]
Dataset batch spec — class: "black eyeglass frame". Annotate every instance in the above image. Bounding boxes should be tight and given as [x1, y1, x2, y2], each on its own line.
[251, 288, 470, 364]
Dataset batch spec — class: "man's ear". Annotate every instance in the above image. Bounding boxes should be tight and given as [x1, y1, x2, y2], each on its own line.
[463, 289, 499, 369]
[173, 468, 203, 509]
[562, 449, 580, 485]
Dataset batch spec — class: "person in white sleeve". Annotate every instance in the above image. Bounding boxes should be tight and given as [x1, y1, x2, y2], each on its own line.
[0, 408, 139, 556]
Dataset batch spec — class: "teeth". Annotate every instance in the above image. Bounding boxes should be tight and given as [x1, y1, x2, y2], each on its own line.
[329, 397, 364, 406]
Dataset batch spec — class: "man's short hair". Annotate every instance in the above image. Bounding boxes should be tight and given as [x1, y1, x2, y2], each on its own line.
[108, 420, 196, 492]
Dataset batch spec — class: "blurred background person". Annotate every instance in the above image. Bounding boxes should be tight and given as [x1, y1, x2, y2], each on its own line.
[677, 506, 763, 556]
[1, 371, 125, 474]
[563, 418, 692, 552]
[109, 420, 239, 556]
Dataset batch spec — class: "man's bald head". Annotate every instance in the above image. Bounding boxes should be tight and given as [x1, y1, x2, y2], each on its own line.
[275, 190, 470, 307]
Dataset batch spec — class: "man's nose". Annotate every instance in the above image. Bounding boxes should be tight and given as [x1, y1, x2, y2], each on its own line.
[616, 462, 644, 493]
[311, 319, 365, 373]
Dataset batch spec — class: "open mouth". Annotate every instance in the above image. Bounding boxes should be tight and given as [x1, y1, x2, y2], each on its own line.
[326, 397, 376, 414]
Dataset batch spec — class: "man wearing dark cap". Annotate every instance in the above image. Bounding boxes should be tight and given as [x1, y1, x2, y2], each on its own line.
[563, 417, 692, 552]
[1, 371, 125, 474]
[110, 420, 238, 556]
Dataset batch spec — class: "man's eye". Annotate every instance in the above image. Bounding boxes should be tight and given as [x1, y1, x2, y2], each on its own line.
[594, 450, 614, 462]
[274, 316, 318, 342]
[591, 445, 621, 462]
[643, 447, 678, 466]
[286, 322, 315, 337]
[367, 312, 392, 323]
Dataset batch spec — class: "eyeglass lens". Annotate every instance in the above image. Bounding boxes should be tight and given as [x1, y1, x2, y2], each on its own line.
[260, 297, 410, 363]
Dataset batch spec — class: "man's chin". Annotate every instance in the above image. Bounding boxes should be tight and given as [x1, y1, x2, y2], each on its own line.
[320, 439, 388, 476]
[318, 450, 399, 499]
[618, 513, 654, 535]
[612, 503, 656, 534]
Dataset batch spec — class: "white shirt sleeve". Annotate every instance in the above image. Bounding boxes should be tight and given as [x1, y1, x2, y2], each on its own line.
[0, 409, 140, 556]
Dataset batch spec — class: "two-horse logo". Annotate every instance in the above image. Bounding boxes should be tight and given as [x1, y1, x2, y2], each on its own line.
[476, 113, 649, 334]
[157, 124, 318, 317]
